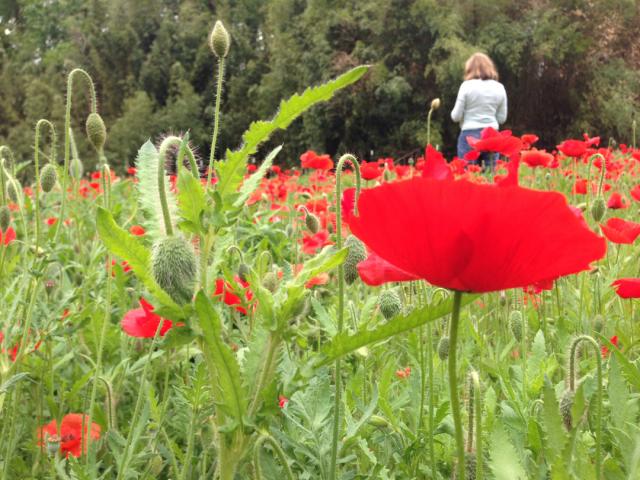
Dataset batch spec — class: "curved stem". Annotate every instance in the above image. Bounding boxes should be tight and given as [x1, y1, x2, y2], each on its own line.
[253, 434, 295, 480]
[448, 290, 465, 480]
[427, 108, 434, 146]
[158, 137, 181, 236]
[33, 119, 56, 256]
[329, 154, 361, 480]
[207, 58, 226, 187]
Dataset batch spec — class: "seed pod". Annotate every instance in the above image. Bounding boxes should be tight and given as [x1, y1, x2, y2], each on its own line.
[151, 236, 197, 304]
[591, 196, 606, 223]
[262, 271, 278, 293]
[85, 112, 107, 152]
[509, 310, 523, 342]
[305, 211, 320, 234]
[0, 205, 10, 230]
[45, 434, 61, 456]
[379, 289, 401, 320]
[560, 389, 574, 430]
[70, 156, 84, 180]
[39, 164, 58, 193]
[437, 336, 450, 361]
[344, 235, 366, 285]
[430, 98, 441, 110]
[209, 20, 230, 58]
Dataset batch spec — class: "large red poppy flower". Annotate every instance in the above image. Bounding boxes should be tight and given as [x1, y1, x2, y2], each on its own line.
[612, 278, 640, 298]
[39, 414, 101, 458]
[0, 227, 16, 246]
[607, 192, 629, 209]
[360, 161, 383, 181]
[357, 250, 419, 285]
[421, 145, 452, 180]
[557, 135, 600, 158]
[300, 150, 333, 170]
[521, 149, 553, 168]
[600, 218, 640, 244]
[466, 128, 523, 158]
[213, 277, 254, 314]
[121, 298, 175, 338]
[346, 177, 606, 293]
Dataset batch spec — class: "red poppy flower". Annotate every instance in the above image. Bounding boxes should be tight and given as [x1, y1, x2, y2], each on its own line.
[300, 150, 333, 170]
[301, 230, 332, 255]
[466, 128, 523, 158]
[631, 185, 640, 202]
[127, 166, 137, 175]
[213, 277, 253, 315]
[601, 335, 619, 358]
[612, 278, 640, 298]
[600, 218, 640, 244]
[293, 264, 329, 288]
[39, 414, 101, 458]
[0, 227, 16, 246]
[129, 225, 145, 236]
[360, 161, 383, 181]
[346, 177, 606, 293]
[607, 192, 629, 209]
[395, 366, 411, 379]
[521, 149, 553, 168]
[521, 134, 539, 148]
[121, 298, 175, 337]
[421, 145, 452, 180]
[278, 395, 289, 408]
[557, 135, 600, 158]
[357, 250, 419, 286]
[46, 217, 58, 226]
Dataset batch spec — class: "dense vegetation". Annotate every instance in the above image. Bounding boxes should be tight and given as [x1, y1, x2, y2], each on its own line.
[1, 0, 640, 172]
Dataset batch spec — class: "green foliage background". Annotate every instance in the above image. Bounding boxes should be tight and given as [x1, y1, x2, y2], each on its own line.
[1, 0, 639, 172]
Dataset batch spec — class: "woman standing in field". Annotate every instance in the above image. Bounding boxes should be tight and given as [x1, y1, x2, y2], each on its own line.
[451, 52, 507, 170]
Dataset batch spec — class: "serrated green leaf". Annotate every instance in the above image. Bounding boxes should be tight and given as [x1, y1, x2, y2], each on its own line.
[489, 421, 527, 480]
[177, 166, 206, 232]
[287, 246, 347, 290]
[319, 294, 478, 363]
[542, 378, 568, 464]
[233, 145, 282, 208]
[194, 291, 246, 429]
[215, 65, 369, 200]
[609, 355, 629, 430]
[95, 207, 183, 318]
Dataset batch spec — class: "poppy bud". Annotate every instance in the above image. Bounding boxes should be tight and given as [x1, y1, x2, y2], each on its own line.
[593, 314, 603, 332]
[379, 289, 401, 320]
[368, 415, 390, 428]
[85, 112, 107, 152]
[6, 178, 20, 203]
[209, 20, 230, 58]
[344, 235, 366, 285]
[560, 389, 574, 430]
[262, 271, 278, 293]
[590, 197, 606, 223]
[151, 236, 198, 305]
[45, 434, 61, 456]
[509, 310, 523, 342]
[437, 336, 450, 360]
[430, 98, 441, 110]
[39, 164, 58, 193]
[44, 279, 56, 296]
[238, 263, 250, 283]
[0, 205, 10, 230]
[70, 156, 84, 180]
[305, 211, 320, 234]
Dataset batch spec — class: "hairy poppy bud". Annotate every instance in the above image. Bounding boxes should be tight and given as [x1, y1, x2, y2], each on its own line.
[344, 235, 366, 284]
[39, 164, 58, 193]
[437, 336, 450, 360]
[560, 389, 574, 430]
[593, 314, 603, 332]
[86, 112, 107, 152]
[0, 205, 10, 230]
[430, 98, 441, 110]
[151, 236, 197, 304]
[70, 156, 84, 179]
[262, 271, 278, 293]
[6, 178, 20, 203]
[509, 310, 523, 342]
[379, 289, 401, 320]
[45, 434, 61, 456]
[238, 263, 250, 283]
[591, 196, 606, 223]
[209, 21, 230, 58]
[305, 211, 320, 234]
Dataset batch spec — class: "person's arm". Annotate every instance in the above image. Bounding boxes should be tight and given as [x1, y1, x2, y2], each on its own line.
[450, 83, 466, 123]
[496, 86, 508, 124]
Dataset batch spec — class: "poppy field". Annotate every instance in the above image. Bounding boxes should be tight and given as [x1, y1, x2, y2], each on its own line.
[3, 21, 640, 480]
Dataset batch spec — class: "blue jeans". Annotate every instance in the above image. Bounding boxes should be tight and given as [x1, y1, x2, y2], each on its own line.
[457, 128, 498, 170]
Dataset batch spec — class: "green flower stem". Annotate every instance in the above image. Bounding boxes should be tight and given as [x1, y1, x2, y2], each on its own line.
[247, 333, 280, 419]
[158, 138, 179, 236]
[33, 120, 56, 255]
[253, 433, 295, 480]
[427, 107, 434, 146]
[329, 153, 361, 480]
[207, 58, 226, 187]
[56, 68, 97, 243]
[568, 335, 602, 480]
[470, 369, 483, 480]
[448, 290, 465, 480]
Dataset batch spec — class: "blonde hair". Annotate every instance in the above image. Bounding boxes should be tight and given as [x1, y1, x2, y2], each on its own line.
[464, 53, 499, 81]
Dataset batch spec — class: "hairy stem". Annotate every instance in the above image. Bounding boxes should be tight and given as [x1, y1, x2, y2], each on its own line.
[448, 290, 465, 480]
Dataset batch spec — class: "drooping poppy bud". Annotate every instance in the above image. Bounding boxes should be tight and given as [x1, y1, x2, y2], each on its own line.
[437, 336, 450, 360]
[590, 196, 606, 223]
[378, 289, 401, 320]
[40, 164, 58, 193]
[85, 112, 107, 152]
[209, 20, 230, 58]
[262, 271, 278, 293]
[0, 205, 10, 230]
[6, 178, 20, 203]
[559, 389, 574, 430]
[151, 236, 197, 304]
[430, 98, 441, 110]
[238, 263, 250, 283]
[70, 156, 84, 180]
[305, 211, 320, 234]
[509, 310, 523, 342]
[344, 235, 366, 285]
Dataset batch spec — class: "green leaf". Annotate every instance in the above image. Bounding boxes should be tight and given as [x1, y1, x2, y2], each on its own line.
[194, 290, 246, 429]
[95, 207, 183, 318]
[287, 246, 348, 290]
[215, 66, 369, 200]
[489, 421, 527, 480]
[542, 378, 568, 465]
[177, 165, 206, 232]
[320, 294, 478, 363]
[233, 145, 282, 208]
